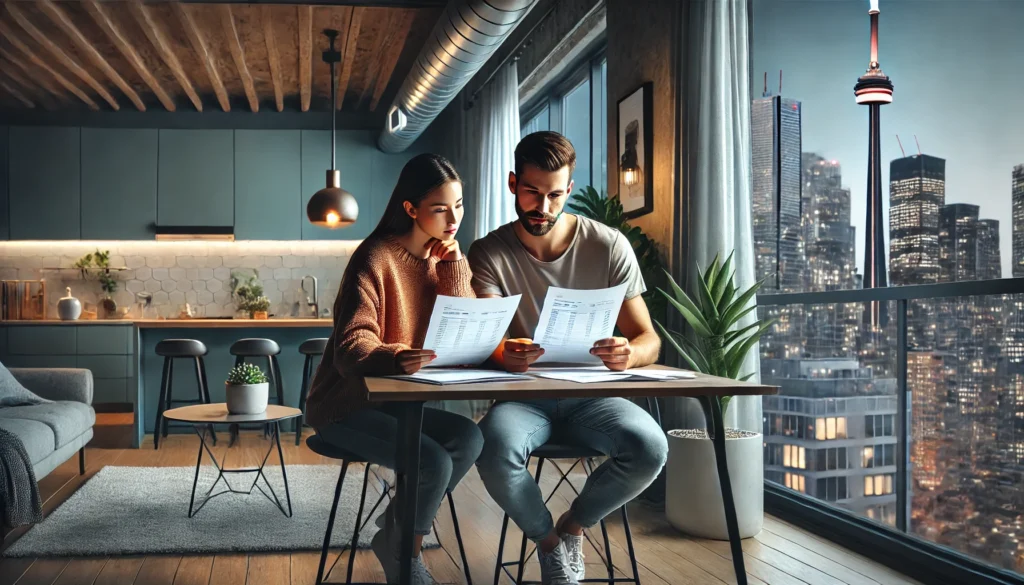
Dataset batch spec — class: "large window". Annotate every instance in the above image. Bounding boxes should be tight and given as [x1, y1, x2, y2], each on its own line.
[754, 0, 1024, 577]
[520, 51, 607, 196]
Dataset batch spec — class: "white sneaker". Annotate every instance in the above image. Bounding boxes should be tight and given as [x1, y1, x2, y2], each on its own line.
[561, 532, 585, 581]
[539, 541, 579, 585]
[370, 501, 439, 585]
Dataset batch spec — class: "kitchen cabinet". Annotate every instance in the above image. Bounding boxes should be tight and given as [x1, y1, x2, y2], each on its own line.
[81, 128, 158, 240]
[234, 130, 302, 240]
[0, 126, 8, 240]
[157, 129, 233, 228]
[300, 130, 375, 241]
[8, 126, 81, 240]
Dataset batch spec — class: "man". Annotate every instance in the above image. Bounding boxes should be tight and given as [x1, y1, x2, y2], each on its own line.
[468, 131, 668, 585]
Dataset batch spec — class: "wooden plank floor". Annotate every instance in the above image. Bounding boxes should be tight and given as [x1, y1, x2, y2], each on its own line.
[2, 425, 922, 585]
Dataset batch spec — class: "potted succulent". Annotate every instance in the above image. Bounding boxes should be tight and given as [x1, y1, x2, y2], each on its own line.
[229, 269, 269, 319]
[247, 296, 271, 320]
[653, 252, 772, 540]
[225, 363, 270, 415]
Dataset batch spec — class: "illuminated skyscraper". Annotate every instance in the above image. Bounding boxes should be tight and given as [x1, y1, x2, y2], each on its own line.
[1013, 164, 1024, 277]
[890, 155, 946, 285]
[752, 89, 804, 292]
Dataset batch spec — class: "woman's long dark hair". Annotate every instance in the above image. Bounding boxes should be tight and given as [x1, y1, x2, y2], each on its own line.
[368, 153, 462, 241]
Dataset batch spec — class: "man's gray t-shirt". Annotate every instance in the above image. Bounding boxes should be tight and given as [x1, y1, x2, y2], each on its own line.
[467, 215, 646, 340]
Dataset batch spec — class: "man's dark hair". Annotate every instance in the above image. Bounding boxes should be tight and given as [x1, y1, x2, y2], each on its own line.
[514, 131, 576, 181]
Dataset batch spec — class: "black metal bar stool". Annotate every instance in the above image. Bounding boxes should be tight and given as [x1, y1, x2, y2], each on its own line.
[229, 338, 285, 442]
[153, 338, 216, 450]
[296, 337, 328, 445]
[493, 443, 641, 585]
[307, 434, 473, 585]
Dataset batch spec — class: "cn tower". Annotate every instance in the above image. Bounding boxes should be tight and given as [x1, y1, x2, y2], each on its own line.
[855, 0, 893, 328]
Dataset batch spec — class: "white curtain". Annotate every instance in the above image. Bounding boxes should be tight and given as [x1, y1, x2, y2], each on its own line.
[463, 63, 521, 240]
[665, 0, 761, 433]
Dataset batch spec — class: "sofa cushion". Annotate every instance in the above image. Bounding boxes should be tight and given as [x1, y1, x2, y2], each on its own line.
[0, 361, 53, 407]
[0, 418, 55, 464]
[0, 402, 95, 449]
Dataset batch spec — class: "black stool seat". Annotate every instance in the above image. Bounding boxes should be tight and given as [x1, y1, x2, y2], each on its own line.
[533, 443, 602, 460]
[230, 338, 281, 357]
[299, 338, 329, 355]
[155, 339, 207, 357]
[307, 435, 473, 585]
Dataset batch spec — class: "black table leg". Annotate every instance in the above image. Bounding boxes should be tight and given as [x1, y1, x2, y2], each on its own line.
[698, 395, 747, 585]
[396, 401, 424, 585]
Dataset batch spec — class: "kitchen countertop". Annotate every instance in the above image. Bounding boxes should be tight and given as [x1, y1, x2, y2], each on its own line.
[1, 318, 334, 328]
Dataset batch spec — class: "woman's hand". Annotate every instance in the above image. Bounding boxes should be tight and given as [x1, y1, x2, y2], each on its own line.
[502, 338, 544, 373]
[396, 349, 436, 374]
[425, 238, 462, 262]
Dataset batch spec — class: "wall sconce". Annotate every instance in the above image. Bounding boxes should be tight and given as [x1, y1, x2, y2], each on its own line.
[620, 120, 643, 187]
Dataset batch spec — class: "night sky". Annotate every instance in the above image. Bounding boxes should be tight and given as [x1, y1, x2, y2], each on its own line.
[752, 0, 1024, 277]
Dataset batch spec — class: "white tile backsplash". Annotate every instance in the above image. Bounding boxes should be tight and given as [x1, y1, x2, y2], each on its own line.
[0, 241, 358, 319]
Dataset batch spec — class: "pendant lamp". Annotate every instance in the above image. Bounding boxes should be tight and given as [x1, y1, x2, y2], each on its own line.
[307, 29, 358, 228]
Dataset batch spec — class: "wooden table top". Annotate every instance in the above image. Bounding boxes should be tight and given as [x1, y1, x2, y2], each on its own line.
[163, 403, 302, 423]
[136, 318, 333, 328]
[365, 366, 778, 402]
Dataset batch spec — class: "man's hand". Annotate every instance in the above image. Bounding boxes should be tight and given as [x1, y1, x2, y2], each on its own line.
[426, 238, 462, 262]
[396, 349, 436, 374]
[591, 337, 632, 371]
[502, 338, 544, 373]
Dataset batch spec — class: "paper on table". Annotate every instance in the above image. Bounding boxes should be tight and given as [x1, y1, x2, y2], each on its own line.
[421, 294, 521, 367]
[533, 284, 628, 364]
[529, 366, 698, 384]
[386, 369, 532, 385]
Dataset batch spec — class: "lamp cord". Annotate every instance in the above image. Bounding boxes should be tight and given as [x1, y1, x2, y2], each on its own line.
[330, 58, 336, 169]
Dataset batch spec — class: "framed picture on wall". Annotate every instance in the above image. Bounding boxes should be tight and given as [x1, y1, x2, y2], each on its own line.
[617, 82, 653, 218]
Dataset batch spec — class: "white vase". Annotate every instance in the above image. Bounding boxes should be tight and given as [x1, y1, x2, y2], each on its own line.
[665, 428, 764, 540]
[225, 382, 269, 414]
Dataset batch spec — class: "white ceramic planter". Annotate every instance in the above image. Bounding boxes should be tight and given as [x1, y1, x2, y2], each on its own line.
[225, 382, 269, 414]
[665, 428, 764, 540]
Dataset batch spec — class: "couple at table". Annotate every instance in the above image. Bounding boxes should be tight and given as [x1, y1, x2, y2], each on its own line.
[304, 132, 668, 585]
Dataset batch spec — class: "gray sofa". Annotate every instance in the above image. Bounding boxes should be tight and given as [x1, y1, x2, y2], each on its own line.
[0, 368, 95, 479]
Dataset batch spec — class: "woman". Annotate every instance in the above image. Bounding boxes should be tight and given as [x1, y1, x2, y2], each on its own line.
[305, 153, 482, 584]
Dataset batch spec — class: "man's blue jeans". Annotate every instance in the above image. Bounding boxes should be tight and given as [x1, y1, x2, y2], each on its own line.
[476, 398, 668, 542]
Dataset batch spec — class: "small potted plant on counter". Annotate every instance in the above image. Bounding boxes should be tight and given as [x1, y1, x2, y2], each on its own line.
[247, 296, 271, 320]
[225, 363, 269, 415]
[654, 251, 772, 540]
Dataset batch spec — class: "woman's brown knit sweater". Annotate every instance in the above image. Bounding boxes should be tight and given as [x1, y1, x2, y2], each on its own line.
[304, 236, 475, 427]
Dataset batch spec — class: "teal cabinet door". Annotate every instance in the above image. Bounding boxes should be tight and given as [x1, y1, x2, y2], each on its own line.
[300, 130, 374, 240]
[8, 126, 81, 240]
[157, 129, 233, 227]
[234, 130, 301, 240]
[81, 128, 158, 239]
[0, 126, 8, 240]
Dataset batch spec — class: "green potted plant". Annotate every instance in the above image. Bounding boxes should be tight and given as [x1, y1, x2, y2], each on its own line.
[225, 362, 270, 414]
[230, 269, 267, 319]
[653, 251, 772, 540]
[74, 249, 119, 318]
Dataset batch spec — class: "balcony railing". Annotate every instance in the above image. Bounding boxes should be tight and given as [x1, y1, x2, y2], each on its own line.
[757, 277, 1024, 580]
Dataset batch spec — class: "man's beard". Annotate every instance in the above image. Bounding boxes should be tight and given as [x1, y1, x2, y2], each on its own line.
[515, 199, 560, 236]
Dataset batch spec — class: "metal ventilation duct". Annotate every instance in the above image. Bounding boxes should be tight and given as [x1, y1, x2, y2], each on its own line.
[378, 0, 535, 153]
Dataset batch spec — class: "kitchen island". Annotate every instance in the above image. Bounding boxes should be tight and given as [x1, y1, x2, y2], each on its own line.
[0, 318, 333, 447]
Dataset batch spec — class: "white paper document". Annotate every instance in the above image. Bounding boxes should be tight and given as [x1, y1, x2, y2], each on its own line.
[386, 369, 532, 385]
[530, 366, 698, 384]
[422, 294, 521, 367]
[533, 284, 628, 364]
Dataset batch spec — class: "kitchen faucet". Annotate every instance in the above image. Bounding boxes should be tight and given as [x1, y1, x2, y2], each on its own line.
[302, 275, 319, 318]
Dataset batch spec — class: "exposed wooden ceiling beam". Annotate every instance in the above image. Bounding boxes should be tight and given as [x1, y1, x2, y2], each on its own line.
[370, 11, 414, 111]
[1, 50, 67, 105]
[219, 6, 258, 113]
[356, 12, 393, 110]
[5, 2, 120, 110]
[127, 0, 203, 112]
[36, 0, 147, 111]
[0, 77, 35, 109]
[1, 62, 42, 100]
[336, 7, 364, 111]
[0, 21, 99, 110]
[173, 3, 231, 112]
[261, 6, 284, 112]
[82, 0, 176, 112]
[298, 6, 312, 112]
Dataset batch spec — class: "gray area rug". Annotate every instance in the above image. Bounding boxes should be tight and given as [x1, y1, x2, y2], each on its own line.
[5, 465, 439, 557]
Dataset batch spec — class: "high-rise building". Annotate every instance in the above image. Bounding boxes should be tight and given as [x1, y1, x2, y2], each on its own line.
[763, 358, 898, 525]
[939, 204, 979, 283]
[751, 92, 804, 292]
[890, 155, 946, 286]
[1012, 164, 1024, 277]
[977, 220, 1002, 281]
